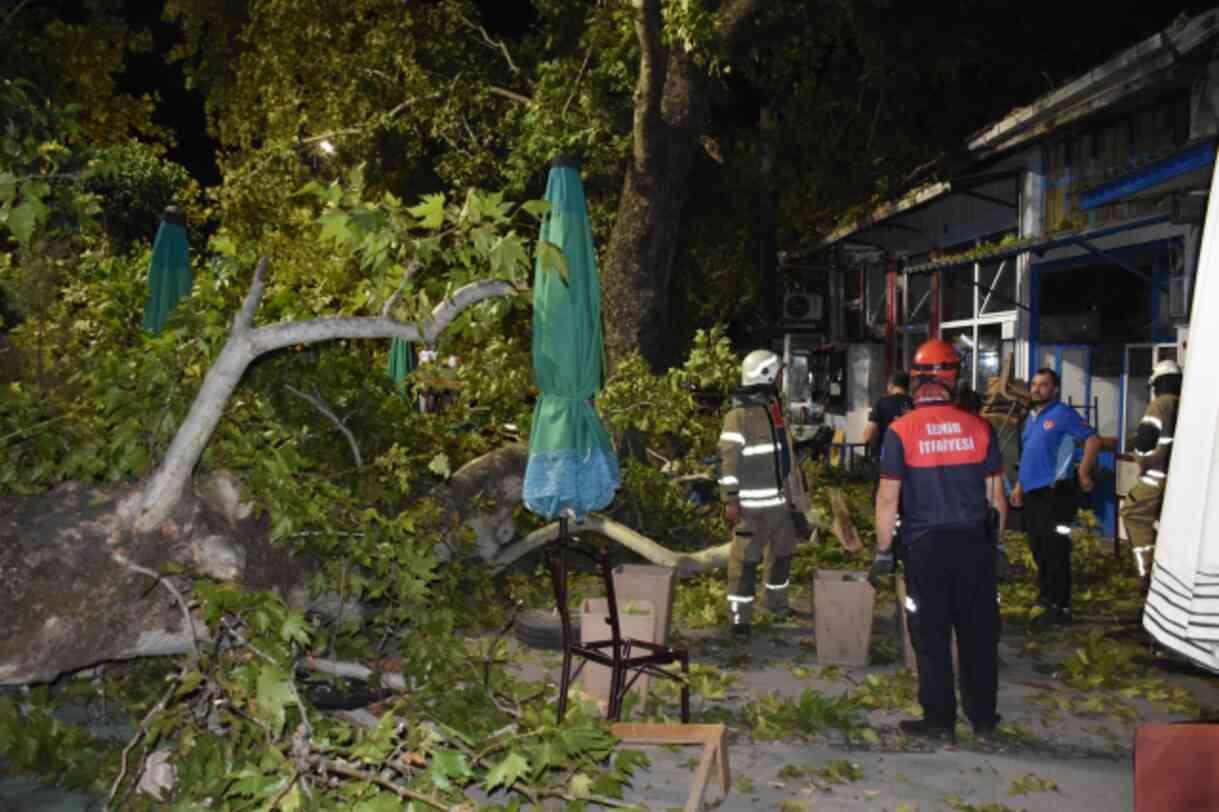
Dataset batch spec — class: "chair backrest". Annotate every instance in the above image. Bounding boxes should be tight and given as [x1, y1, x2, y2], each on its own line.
[545, 538, 623, 646]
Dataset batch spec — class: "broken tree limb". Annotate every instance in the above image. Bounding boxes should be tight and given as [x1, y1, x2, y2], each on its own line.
[299, 656, 407, 692]
[285, 384, 362, 467]
[491, 515, 733, 576]
[134, 254, 517, 532]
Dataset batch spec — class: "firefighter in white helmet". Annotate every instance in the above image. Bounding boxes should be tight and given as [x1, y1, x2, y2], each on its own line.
[717, 349, 812, 636]
[1121, 359, 1182, 585]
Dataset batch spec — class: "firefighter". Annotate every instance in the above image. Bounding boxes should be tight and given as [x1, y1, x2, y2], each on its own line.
[718, 349, 812, 636]
[1121, 359, 1182, 584]
[869, 339, 1008, 742]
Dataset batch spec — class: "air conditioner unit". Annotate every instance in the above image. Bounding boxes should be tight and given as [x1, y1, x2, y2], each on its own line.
[783, 292, 823, 324]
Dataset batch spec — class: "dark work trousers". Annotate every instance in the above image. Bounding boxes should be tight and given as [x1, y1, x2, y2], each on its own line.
[904, 528, 999, 730]
[1022, 480, 1079, 610]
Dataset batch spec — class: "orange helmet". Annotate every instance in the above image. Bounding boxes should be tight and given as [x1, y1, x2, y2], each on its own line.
[911, 339, 961, 403]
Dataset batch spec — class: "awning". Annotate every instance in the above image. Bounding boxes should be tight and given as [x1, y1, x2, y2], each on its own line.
[816, 169, 1021, 250]
[903, 212, 1172, 280]
[1079, 140, 1215, 211]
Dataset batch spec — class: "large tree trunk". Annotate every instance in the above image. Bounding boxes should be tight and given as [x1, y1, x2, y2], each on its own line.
[601, 0, 760, 370]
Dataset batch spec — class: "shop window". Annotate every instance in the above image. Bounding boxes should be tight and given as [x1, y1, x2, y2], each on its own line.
[979, 257, 1017, 315]
[942, 266, 974, 323]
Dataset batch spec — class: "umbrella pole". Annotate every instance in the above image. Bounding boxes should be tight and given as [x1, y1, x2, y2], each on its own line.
[552, 514, 573, 722]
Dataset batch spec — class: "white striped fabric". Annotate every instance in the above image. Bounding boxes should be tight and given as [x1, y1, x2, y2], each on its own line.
[742, 442, 780, 457]
[1158, 437, 1174, 445]
[1140, 475, 1163, 487]
[1141, 415, 1163, 430]
[718, 475, 739, 486]
[720, 431, 746, 445]
[1144, 148, 1219, 671]
[765, 581, 790, 590]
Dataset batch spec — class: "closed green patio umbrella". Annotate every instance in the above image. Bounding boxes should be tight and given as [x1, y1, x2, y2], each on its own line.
[387, 337, 415, 387]
[142, 206, 192, 334]
[522, 155, 619, 519]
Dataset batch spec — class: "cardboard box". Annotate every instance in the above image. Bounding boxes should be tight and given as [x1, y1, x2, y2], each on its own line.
[579, 597, 657, 715]
[612, 564, 676, 644]
[813, 569, 874, 666]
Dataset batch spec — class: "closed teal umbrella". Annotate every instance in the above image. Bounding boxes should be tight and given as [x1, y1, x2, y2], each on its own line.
[388, 338, 415, 387]
[142, 206, 192, 334]
[522, 155, 619, 519]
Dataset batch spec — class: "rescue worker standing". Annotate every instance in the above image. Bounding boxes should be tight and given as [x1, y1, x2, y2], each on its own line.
[1120, 360, 1182, 583]
[870, 339, 1008, 741]
[1010, 369, 1101, 626]
[718, 349, 812, 636]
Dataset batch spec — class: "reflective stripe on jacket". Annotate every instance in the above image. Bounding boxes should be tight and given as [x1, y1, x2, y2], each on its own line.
[718, 392, 810, 513]
[1135, 394, 1178, 489]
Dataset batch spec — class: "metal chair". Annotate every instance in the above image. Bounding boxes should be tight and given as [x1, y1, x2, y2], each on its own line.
[546, 519, 689, 723]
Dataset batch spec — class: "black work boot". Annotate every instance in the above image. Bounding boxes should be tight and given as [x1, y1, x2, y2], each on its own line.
[898, 719, 956, 743]
[973, 714, 1002, 739]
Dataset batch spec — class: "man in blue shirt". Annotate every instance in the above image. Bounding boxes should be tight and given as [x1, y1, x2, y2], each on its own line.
[1010, 368, 1101, 625]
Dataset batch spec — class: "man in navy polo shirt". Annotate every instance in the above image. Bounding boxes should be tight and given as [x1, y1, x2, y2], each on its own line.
[871, 339, 1008, 742]
[1010, 368, 1101, 626]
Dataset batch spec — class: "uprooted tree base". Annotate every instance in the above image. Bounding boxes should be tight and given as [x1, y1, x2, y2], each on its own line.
[0, 478, 317, 686]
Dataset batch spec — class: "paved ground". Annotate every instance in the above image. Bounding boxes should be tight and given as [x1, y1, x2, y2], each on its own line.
[508, 595, 1219, 812]
[5, 595, 1215, 811]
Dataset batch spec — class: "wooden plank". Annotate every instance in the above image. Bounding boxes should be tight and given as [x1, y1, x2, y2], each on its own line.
[610, 723, 730, 811]
[684, 740, 718, 812]
[610, 722, 723, 744]
[827, 487, 862, 552]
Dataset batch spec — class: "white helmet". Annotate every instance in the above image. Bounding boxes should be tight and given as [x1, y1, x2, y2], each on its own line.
[1149, 359, 1182, 387]
[741, 349, 782, 387]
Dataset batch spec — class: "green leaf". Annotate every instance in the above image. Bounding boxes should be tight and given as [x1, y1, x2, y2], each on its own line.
[430, 749, 472, 790]
[317, 210, 351, 242]
[408, 193, 446, 229]
[255, 663, 298, 737]
[427, 453, 451, 479]
[535, 240, 569, 284]
[520, 199, 550, 220]
[175, 670, 205, 699]
[490, 235, 529, 278]
[569, 772, 592, 798]
[483, 752, 529, 790]
[6, 197, 48, 243]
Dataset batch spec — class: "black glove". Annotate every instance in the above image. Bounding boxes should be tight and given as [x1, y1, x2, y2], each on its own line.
[995, 545, 1011, 582]
[867, 550, 896, 587]
[792, 510, 811, 536]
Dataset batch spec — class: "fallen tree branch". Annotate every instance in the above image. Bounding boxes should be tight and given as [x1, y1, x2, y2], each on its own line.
[309, 756, 447, 810]
[105, 666, 185, 811]
[111, 553, 200, 659]
[285, 384, 362, 467]
[492, 515, 734, 576]
[299, 656, 407, 692]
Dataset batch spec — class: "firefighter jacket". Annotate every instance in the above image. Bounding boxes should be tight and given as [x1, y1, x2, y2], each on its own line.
[717, 388, 812, 514]
[1133, 393, 1178, 490]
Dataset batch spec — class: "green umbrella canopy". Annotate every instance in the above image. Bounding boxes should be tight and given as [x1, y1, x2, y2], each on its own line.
[523, 155, 619, 519]
[142, 206, 192, 335]
[388, 337, 416, 387]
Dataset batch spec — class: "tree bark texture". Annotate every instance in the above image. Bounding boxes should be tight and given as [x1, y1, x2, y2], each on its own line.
[601, 0, 760, 370]
[0, 478, 315, 685]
